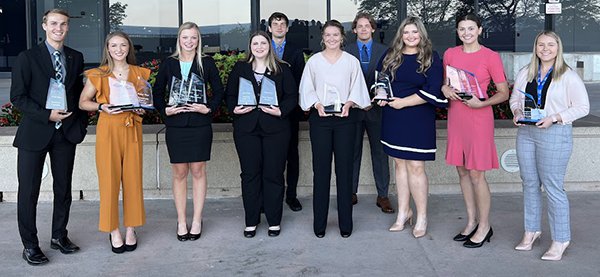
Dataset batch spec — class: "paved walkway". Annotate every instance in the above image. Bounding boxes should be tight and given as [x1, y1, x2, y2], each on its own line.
[1, 193, 599, 276]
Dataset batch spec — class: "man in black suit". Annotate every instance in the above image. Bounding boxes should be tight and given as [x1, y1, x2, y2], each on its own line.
[346, 12, 394, 214]
[268, 12, 306, 212]
[10, 9, 87, 265]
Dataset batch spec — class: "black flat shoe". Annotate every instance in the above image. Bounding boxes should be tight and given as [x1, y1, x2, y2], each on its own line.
[125, 231, 137, 252]
[285, 198, 302, 212]
[22, 247, 49, 266]
[177, 223, 189, 242]
[50, 237, 80, 254]
[463, 227, 494, 248]
[109, 234, 125, 254]
[268, 226, 281, 237]
[340, 231, 352, 238]
[315, 231, 325, 238]
[244, 230, 256, 238]
[189, 221, 202, 241]
[453, 224, 479, 241]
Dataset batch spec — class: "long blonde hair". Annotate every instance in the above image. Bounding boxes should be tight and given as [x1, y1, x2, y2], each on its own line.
[381, 17, 432, 80]
[170, 22, 205, 75]
[99, 31, 136, 75]
[526, 31, 569, 82]
[246, 31, 283, 75]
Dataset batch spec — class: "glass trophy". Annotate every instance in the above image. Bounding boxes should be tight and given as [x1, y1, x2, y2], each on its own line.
[108, 77, 141, 110]
[186, 73, 207, 105]
[322, 83, 343, 114]
[134, 76, 154, 109]
[445, 65, 486, 101]
[168, 76, 186, 106]
[517, 89, 543, 125]
[258, 76, 278, 106]
[372, 71, 394, 101]
[237, 77, 257, 106]
[45, 78, 67, 110]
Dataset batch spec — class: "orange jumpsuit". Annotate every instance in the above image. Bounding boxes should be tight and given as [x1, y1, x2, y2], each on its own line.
[85, 65, 150, 232]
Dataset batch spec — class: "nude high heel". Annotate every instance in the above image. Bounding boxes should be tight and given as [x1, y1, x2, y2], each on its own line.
[541, 241, 570, 261]
[389, 210, 413, 232]
[515, 231, 542, 251]
[412, 218, 427, 238]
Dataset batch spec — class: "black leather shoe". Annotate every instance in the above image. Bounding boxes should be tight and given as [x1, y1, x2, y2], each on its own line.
[268, 226, 281, 237]
[463, 227, 494, 248]
[125, 231, 137, 252]
[189, 221, 202, 241]
[109, 234, 125, 254]
[50, 237, 80, 254]
[285, 198, 302, 212]
[340, 231, 352, 238]
[177, 223, 189, 242]
[22, 247, 49, 266]
[453, 224, 479, 241]
[315, 231, 325, 238]
[244, 230, 256, 238]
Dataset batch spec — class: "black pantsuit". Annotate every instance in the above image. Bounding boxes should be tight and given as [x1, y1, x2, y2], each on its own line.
[10, 42, 87, 249]
[226, 61, 298, 227]
[309, 110, 359, 234]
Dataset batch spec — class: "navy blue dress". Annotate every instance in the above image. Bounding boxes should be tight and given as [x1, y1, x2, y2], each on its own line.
[378, 52, 447, 160]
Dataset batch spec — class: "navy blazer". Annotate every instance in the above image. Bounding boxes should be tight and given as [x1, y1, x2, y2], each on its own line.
[346, 41, 388, 90]
[225, 61, 298, 133]
[10, 42, 87, 151]
[153, 55, 225, 127]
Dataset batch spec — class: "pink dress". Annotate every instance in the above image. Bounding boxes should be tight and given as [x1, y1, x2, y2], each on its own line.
[443, 46, 506, 171]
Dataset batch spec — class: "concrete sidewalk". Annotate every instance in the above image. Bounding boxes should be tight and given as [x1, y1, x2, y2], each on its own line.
[1, 193, 599, 276]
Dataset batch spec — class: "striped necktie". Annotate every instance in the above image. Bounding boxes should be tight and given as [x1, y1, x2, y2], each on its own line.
[52, 51, 64, 129]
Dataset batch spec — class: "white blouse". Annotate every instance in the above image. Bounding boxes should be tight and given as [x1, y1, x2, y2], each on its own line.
[299, 51, 370, 111]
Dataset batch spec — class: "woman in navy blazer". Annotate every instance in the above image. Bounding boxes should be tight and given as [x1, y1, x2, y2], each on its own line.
[153, 22, 224, 241]
[226, 31, 298, 237]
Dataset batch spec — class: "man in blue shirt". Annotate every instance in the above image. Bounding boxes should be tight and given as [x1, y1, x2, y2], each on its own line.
[346, 12, 394, 213]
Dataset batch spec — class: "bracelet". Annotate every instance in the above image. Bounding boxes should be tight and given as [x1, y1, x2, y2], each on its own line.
[98, 103, 103, 111]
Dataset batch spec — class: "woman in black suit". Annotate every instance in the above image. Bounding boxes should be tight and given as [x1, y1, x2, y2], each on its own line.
[153, 22, 224, 241]
[226, 31, 298, 237]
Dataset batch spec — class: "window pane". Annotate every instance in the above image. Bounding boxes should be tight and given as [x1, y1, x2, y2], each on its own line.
[407, 0, 465, 53]
[184, 0, 251, 52]
[260, 0, 327, 53]
[555, 0, 600, 52]
[0, 0, 27, 71]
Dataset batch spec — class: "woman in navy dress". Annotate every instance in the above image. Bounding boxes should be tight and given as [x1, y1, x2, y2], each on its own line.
[377, 17, 447, 238]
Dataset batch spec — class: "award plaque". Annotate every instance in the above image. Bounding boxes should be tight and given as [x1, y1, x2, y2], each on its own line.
[371, 71, 394, 101]
[322, 83, 343, 114]
[186, 73, 207, 105]
[108, 77, 141, 110]
[445, 65, 486, 101]
[45, 78, 67, 110]
[258, 76, 278, 106]
[237, 77, 257, 106]
[134, 76, 154, 109]
[168, 76, 186, 106]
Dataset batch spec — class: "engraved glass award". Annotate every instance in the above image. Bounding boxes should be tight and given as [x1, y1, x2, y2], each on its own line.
[134, 76, 154, 109]
[168, 76, 186, 106]
[517, 89, 544, 125]
[322, 83, 343, 114]
[258, 76, 278, 106]
[372, 71, 394, 101]
[237, 77, 257, 106]
[445, 65, 486, 101]
[108, 77, 140, 110]
[186, 72, 207, 105]
[45, 78, 67, 110]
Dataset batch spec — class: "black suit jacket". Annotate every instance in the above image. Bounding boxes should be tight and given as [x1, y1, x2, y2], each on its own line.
[346, 41, 388, 90]
[280, 42, 305, 88]
[225, 61, 298, 133]
[10, 42, 87, 151]
[153, 55, 224, 127]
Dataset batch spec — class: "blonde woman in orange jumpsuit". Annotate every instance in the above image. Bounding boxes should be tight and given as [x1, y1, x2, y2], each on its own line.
[79, 31, 150, 254]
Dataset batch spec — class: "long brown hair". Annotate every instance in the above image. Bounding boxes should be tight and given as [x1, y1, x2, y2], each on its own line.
[525, 31, 570, 82]
[246, 31, 283, 75]
[381, 17, 433, 79]
[99, 31, 136, 75]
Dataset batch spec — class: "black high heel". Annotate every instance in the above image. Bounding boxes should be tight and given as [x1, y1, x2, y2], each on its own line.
[177, 223, 189, 241]
[453, 224, 479, 241]
[463, 227, 493, 248]
[268, 226, 281, 237]
[125, 231, 137, 252]
[109, 234, 125, 254]
[189, 221, 202, 241]
[244, 226, 256, 238]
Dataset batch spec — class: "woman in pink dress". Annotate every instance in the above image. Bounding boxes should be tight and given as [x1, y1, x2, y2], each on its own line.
[441, 14, 509, 248]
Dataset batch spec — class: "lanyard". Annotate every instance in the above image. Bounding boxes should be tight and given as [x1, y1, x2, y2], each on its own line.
[536, 66, 553, 107]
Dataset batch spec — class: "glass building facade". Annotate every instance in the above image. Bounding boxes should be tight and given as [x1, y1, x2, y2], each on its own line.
[1, 0, 599, 71]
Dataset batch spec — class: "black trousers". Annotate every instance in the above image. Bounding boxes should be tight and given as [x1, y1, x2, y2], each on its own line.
[285, 107, 302, 199]
[309, 111, 357, 234]
[17, 129, 76, 249]
[352, 107, 390, 197]
[234, 124, 290, 227]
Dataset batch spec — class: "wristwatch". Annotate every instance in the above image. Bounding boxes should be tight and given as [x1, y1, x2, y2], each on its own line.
[98, 103, 103, 111]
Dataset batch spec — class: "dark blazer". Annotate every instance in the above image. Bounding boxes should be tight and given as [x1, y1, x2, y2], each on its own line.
[346, 41, 388, 90]
[153, 55, 224, 127]
[225, 61, 298, 133]
[10, 42, 87, 151]
[280, 42, 305, 87]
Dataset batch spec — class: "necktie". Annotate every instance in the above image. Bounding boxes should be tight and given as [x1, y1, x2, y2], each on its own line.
[361, 45, 369, 73]
[52, 51, 64, 129]
[276, 45, 284, 59]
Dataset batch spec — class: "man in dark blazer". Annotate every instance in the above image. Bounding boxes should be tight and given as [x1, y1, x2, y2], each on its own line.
[346, 12, 394, 214]
[268, 12, 306, 212]
[10, 8, 87, 265]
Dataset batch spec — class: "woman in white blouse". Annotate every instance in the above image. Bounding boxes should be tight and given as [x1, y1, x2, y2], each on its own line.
[510, 31, 589, 261]
[299, 19, 371, 238]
